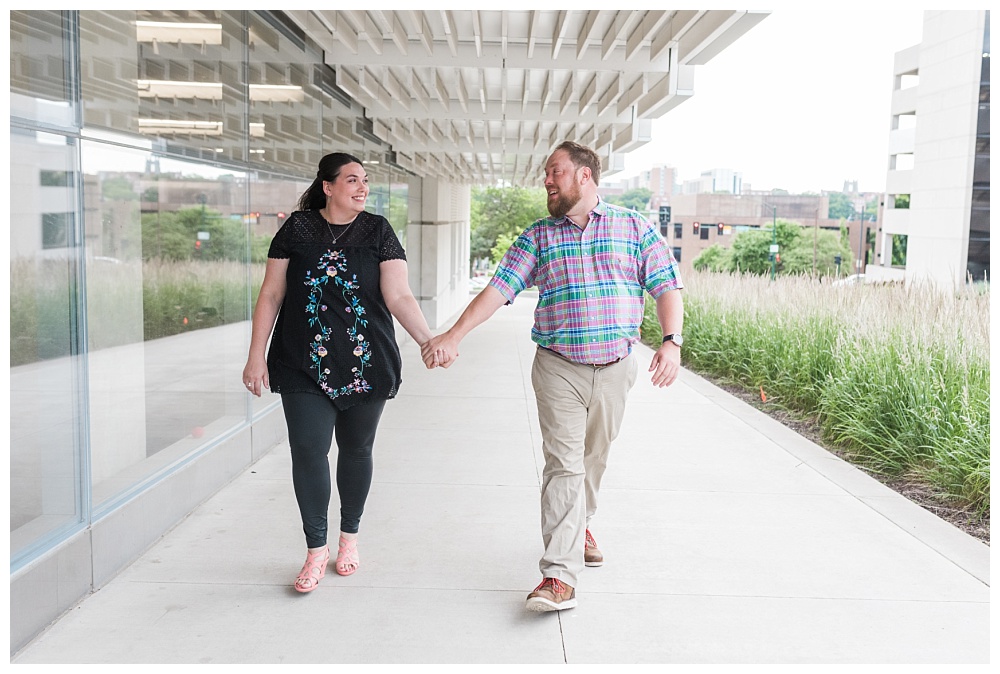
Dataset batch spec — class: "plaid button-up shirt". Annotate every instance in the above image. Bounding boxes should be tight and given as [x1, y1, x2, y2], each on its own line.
[489, 198, 683, 365]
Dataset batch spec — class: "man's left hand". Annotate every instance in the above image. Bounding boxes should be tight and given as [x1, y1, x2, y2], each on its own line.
[648, 343, 681, 388]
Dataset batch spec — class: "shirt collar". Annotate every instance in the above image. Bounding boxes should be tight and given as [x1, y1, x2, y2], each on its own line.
[554, 196, 607, 227]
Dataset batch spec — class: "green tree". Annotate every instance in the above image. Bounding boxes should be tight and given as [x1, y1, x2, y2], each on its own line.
[728, 219, 802, 275]
[470, 185, 547, 262]
[605, 187, 652, 212]
[827, 192, 853, 219]
[692, 244, 731, 272]
[102, 176, 138, 201]
[490, 232, 518, 265]
[141, 207, 249, 262]
[707, 220, 854, 278]
[142, 211, 193, 261]
[780, 227, 855, 276]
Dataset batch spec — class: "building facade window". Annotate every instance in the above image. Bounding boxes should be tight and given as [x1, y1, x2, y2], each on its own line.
[41, 170, 75, 187]
[967, 38, 990, 281]
[41, 212, 77, 249]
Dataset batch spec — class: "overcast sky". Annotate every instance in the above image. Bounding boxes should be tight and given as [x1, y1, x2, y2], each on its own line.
[613, 9, 928, 194]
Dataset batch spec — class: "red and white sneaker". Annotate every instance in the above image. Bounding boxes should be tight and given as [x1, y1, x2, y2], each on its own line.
[525, 577, 577, 612]
[584, 529, 604, 567]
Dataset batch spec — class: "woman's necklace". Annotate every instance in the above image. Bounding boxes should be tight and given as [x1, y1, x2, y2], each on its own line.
[323, 210, 356, 246]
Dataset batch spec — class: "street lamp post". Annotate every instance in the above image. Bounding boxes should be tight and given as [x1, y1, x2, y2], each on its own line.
[857, 203, 866, 276]
[761, 202, 778, 281]
[813, 208, 819, 278]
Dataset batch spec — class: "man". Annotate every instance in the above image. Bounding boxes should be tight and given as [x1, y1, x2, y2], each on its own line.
[422, 141, 684, 612]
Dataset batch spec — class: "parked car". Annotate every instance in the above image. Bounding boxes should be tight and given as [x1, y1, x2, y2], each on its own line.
[831, 274, 867, 287]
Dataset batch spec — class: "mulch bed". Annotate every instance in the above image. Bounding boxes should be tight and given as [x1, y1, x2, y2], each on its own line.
[696, 373, 990, 546]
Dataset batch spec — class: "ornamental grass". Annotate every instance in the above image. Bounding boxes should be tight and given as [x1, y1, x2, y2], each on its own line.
[643, 271, 990, 514]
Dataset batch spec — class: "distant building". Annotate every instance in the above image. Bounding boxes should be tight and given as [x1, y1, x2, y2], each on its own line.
[867, 10, 990, 288]
[682, 168, 743, 195]
[641, 164, 678, 217]
[597, 164, 678, 221]
[661, 192, 847, 275]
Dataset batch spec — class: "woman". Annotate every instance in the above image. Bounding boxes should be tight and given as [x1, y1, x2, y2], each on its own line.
[242, 152, 435, 593]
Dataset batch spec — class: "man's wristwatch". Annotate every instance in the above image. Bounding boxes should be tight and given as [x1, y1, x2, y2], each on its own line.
[662, 333, 684, 347]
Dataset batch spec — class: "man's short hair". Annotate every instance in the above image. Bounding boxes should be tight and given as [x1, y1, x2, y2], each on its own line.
[554, 141, 601, 187]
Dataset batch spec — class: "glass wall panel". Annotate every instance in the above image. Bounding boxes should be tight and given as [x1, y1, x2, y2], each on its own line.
[9, 10, 78, 128]
[368, 166, 392, 219]
[248, 12, 325, 174]
[320, 86, 370, 162]
[81, 142, 251, 509]
[388, 174, 411, 246]
[10, 128, 86, 561]
[79, 10, 248, 165]
[9, 8, 425, 570]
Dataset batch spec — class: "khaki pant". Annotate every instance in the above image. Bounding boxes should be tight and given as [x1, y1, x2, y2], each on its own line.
[530, 347, 638, 587]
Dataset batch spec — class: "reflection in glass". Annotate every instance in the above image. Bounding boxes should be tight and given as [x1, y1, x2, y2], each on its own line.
[248, 12, 328, 173]
[79, 10, 248, 164]
[79, 142, 253, 508]
[10, 129, 85, 558]
[9, 10, 77, 127]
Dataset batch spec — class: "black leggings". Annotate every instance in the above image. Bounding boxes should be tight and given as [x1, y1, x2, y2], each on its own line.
[281, 392, 386, 549]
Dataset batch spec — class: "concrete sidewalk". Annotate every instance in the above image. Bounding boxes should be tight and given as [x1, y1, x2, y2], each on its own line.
[12, 294, 990, 664]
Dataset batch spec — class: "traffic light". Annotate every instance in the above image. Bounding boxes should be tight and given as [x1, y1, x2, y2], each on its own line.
[693, 222, 700, 235]
[194, 240, 202, 251]
[717, 222, 724, 235]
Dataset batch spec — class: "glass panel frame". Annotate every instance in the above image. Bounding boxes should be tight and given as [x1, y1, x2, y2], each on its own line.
[10, 128, 88, 569]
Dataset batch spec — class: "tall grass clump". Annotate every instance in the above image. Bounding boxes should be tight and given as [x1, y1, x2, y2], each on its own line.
[644, 271, 990, 514]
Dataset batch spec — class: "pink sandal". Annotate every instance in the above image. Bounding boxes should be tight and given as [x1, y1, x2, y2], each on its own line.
[335, 535, 359, 576]
[294, 546, 330, 593]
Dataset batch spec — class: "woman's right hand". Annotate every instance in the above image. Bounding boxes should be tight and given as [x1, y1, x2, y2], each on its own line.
[242, 356, 269, 397]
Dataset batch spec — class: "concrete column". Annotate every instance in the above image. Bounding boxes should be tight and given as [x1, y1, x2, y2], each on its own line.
[407, 178, 470, 329]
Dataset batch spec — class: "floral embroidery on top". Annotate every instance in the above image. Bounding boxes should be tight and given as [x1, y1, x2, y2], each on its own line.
[304, 248, 372, 400]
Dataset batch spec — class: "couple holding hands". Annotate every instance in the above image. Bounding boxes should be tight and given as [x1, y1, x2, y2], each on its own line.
[244, 141, 683, 611]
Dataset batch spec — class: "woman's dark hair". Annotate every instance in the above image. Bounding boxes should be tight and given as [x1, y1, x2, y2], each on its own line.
[297, 152, 364, 211]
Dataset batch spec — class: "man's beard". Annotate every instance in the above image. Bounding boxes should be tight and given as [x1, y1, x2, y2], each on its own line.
[547, 183, 581, 218]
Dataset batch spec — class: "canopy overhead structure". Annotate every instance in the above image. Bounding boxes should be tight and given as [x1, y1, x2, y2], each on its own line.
[285, 9, 768, 186]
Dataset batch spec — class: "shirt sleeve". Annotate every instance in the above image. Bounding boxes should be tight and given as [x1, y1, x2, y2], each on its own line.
[378, 216, 407, 262]
[637, 217, 684, 297]
[267, 217, 293, 259]
[487, 229, 538, 303]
